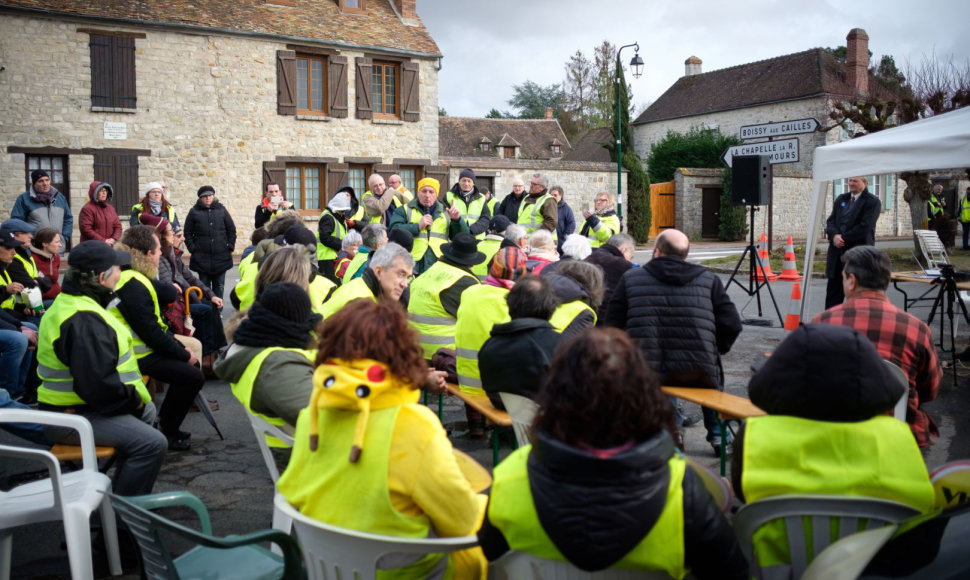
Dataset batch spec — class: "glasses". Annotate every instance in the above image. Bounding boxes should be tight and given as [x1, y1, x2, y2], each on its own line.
[530, 182, 542, 187]
[595, 198, 608, 203]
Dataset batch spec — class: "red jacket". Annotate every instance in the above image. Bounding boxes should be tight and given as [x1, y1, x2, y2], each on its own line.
[32, 250, 61, 300]
[79, 181, 123, 243]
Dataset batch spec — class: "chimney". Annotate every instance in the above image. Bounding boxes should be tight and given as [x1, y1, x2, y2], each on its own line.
[391, 0, 417, 19]
[846, 28, 869, 95]
[684, 55, 702, 77]
[544, 107, 554, 120]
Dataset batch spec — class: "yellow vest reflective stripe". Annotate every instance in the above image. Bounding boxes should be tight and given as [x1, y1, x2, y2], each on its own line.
[587, 214, 621, 248]
[341, 251, 369, 284]
[406, 205, 451, 263]
[549, 300, 596, 333]
[408, 262, 476, 359]
[316, 210, 347, 261]
[13, 252, 39, 279]
[517, 194, 556, 240]
[308, 274, 337, 316]
[0, 268, 15, 310]
[37, 293, 149, 406]
[446, 192, 487, 239]
[471, 238, 502, 281]
[320, 277, 376, 319]
[741, 415, 934, 574]
[488, 445, 687, 577]
[277, 404, 450, 578]
[110, 270, 168, 359]
[961, 197, 970, 222]
[455, 285, 510, 395]
[230, 346, 313, 448]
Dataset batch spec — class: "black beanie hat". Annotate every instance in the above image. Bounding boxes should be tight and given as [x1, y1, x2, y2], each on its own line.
[459, 168, 476, 181]
[257, 281, 313, 323]
[387, 228, 414, 252]
[31, 169, 50, 185]
[283, 225, 318, 247]
[197, 185, 215, 198]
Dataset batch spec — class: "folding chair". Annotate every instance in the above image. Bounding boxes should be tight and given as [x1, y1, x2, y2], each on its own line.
[499, 392, 538, 447]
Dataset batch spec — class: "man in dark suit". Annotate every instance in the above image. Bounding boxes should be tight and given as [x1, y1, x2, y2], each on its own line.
[824, 176, 881, 308]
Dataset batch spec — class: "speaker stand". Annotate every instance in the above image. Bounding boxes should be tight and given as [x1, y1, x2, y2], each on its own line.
[725, 205, 783, 326]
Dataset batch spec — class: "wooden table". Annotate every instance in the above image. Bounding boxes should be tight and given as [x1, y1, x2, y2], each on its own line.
[890, 270, 970, 312]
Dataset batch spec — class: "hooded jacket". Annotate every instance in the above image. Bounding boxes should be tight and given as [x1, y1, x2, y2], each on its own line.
[542, 270, 596, 338]
[584, 244, 632, 312]
[12, 186, 73, 242]
[183, 197, 237, 274]
[79, 181, 123, 243]
[478, 318, 562, 409]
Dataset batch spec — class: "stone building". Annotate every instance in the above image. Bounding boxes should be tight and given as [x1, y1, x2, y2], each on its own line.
[438, 115, 626, 230]
[0, 0, 443, 248]
[632, 28, 911, 242]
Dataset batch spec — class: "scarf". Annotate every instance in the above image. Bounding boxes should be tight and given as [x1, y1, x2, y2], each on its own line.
[149, 199, 163, 215]
[232, 301, 318, 349]
[31, 186, 53, 205]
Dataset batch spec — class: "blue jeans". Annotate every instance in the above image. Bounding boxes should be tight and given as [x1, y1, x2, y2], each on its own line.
[0, 328, 32, 399]
[0, 388, 48, 445]
[197, 272, 227, 302]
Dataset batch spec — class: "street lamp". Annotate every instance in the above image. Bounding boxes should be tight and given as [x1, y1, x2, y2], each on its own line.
[615, 43, 643, 221]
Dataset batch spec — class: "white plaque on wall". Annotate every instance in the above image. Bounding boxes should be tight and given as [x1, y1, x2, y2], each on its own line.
[103, 122, 127, 140]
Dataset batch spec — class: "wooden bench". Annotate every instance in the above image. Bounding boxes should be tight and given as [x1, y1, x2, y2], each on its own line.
[49, 444, 117, 474]
[662, 386, 765, 475]
[443, 382, 513, 466]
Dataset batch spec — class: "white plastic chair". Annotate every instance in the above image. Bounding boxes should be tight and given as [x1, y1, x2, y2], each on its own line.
[800, 525, 898, 580]
[273, 493, 478, 580]
[733, 494, 919, 580]
[487, 551, 674, 579]
[246, 412, 296, 550]
[500, 392, 539, 447]
[882, 360, 909, 422]
[0, 409, 122, 580]
[929, 459, 970, 509]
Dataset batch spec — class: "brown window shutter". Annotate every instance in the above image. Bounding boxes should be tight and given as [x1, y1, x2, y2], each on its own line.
[328, 163, 350, 202]
[329, 56, 349, 118]
[90, 34, 112, 107]
[263, 161, 287, 199]
[401, 61, 420, 122]
[355, 57, 373, 120]
[116, 36, 137, 109]
[277, 50, 297, 116]
[424, 165, 449, 187]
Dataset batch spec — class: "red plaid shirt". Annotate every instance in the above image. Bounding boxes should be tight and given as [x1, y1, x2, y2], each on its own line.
[813, 290, 942, 446]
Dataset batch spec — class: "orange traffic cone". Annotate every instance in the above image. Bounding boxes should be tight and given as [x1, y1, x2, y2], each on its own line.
[784, 281, 802, 330]
[755, 233, 779, 282]
[777, 235, 803, 281]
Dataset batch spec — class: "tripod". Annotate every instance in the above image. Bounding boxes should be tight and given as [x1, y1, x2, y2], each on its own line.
[726, 205, 783, 325]
[927, 264, 970, 388]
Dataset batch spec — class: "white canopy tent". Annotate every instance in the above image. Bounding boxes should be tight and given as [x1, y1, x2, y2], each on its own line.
[801, 106, 970, 317]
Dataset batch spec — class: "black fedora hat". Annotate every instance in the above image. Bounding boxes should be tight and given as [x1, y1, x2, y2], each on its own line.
[440, 232, 486, 266]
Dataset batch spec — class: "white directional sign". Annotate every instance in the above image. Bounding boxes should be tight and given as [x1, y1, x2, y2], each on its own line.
[740, 118, 820, 140]
[721, 138, 800, 168]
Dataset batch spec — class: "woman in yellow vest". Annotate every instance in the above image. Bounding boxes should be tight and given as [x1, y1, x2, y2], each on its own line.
[130, 181, 180, 232]
[580, 192, 621, 248]
[543, 260, 603, 338]
[317, 187, 363, 284]
[278, 299, 487, 579]
[479, 328, 746, 578]
[732, 324, 935, 576]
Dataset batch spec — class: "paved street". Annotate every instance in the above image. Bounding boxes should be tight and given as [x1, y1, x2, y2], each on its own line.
[5, 243, 969, 578]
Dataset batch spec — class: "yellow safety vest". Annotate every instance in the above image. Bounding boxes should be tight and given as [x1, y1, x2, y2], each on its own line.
[741, 415, 935, 575]
[238, 252, 256, 278]
[110, 270, 168, 359]
[489, 445, 687, 578]
[230, 346, 314, 447]
[235, 260, 260, 312]
[308, 274, 337, 316]
[446, 191, 487, 240]
[13, 252, 39, 279]
[455, 284, 510, 395]
[341, 250, 370, 284]
[549, 300, 596, 333]
[471, 237, 502, 282]
[37, 293, 149, 406]
[0, 268, 15, 310]
[405, 204, 451, 264]
[320, 276, 377, 319]
[518, 193, 557, 241]
[408, 262, 477, 359]
[131, 203, 176, 223]
[929, 194, 944, 217]
[960, 197, 970, 223]
[585, 213, 621, 248]
[317, 209, 348, 261]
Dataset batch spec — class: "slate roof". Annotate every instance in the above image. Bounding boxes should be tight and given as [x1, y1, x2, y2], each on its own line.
[633, 48, 894, 125]
[562, 127, 614, 163]
[0, 0, 440, 56]
[439, 117, 570, 160]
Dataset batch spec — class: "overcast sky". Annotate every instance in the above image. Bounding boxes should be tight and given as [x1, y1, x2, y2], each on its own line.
[418, 0, 970, 122]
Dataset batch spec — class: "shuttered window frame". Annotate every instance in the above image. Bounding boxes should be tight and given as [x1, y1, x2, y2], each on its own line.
[278, 50, 348, 119]
[89, 33, 137, 111]
[356, 56, 420, 123]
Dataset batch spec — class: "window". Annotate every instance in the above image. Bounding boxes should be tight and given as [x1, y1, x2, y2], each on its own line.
[398, 167, 421, 192]
[339, 0, 364, 12]
[286, 164, 324, 211]
[551, 144, 561, 155]
[834, 175, 893, 212]
[501, 146, 517, 159]
[372, 61, 399, 119]
[296, 54, 327, 115]
[347, 164, 368, 193]
[89, 33, 136, 110]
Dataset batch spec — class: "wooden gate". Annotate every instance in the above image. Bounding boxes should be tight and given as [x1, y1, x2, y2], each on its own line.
[649, 181, 676, 238]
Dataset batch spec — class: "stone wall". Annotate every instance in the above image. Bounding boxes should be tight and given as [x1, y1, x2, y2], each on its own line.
[0, 15, 440, 249]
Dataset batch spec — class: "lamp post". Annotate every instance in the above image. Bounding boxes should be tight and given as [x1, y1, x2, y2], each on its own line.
[615, 43, 644, 221]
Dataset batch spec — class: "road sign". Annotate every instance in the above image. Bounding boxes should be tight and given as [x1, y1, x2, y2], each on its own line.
[740, 118, 820, 140]
[721, 138, 799, 168]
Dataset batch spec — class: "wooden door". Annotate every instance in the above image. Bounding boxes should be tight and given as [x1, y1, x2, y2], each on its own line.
[649, 181, 675, 238]
[702, 187, 722, 238]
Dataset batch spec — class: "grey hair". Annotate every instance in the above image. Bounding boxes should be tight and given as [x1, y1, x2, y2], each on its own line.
[528, 229, 556, 253]
[361, 223, 387, 249]
[504, 224, 527, 245]
[531, 173, 549, 188]
[605, 233, 636, 252]
[341, 230, 363, 251]
[368, 173, 385, 188]
[561, 233, 592, 260]
[370, 242, 414, 271]
[842, 245, 891, 290]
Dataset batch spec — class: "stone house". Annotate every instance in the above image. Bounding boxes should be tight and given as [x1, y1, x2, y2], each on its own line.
[0, 0, 443, 248]
[632, 29, 910, 242]
[438, 115, 626, 230]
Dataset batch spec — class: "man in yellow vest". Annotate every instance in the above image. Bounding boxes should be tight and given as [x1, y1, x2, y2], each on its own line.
[389, 177, 468, 275]
[443, 168, 492, 238]
[0, 218, 50, 320]
[960, 186, 970, 250]
[580, 192, 621, 248]
[928, 184, 946, 232]
[407, 232, 484, 360]
[518, 173, 558, 238]
[733, 323, 935, 576]
[387, 173, 414, 202]
[317, 186, 362, 284]
[37, 240, 167, 495]
[362, 173, 411, 226]
[321, 242, 414, 318]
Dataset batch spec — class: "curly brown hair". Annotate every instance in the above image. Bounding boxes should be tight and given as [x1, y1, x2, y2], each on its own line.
[314, 299, 427, 389]
[533, 327, 678, 448]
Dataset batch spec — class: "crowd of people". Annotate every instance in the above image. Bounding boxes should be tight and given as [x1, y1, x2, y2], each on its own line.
[0, 170, 951, 578]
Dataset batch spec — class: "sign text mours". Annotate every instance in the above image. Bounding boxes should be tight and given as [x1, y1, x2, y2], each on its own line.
[721, 138, 799, 167]
[739, 118, 820, 140]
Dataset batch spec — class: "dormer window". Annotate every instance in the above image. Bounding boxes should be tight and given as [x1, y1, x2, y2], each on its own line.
[479, 137, 492, 153]
[339, 0, 364, 13]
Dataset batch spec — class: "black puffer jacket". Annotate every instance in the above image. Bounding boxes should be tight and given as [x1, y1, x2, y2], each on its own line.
[478, 430, 748, 579]
[183, 199, 236, 275]
[604, 256, 741, 388]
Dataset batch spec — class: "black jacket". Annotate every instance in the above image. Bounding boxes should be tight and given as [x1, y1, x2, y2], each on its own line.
[583, 244, 631, 315]
[497, 191, 525, 223]
[542, 270, 596, 339]
[479, 318, 563, 409]
[114, 269, 190, 362]
[6, 246, 52, 293]
[824, 188, 881, 278]
[443, 184, 491, 236]
[183, 199, 237, 274]
[604, 256, 741, 388]
[478, 430, 748, 579]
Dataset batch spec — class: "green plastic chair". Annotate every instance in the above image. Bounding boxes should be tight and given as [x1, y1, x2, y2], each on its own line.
[110, 491, 305, 580]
